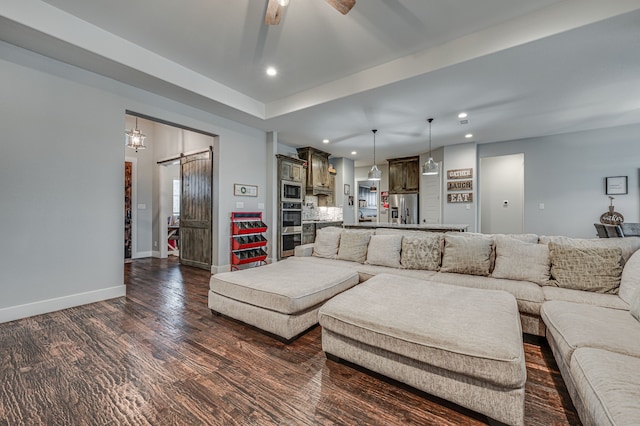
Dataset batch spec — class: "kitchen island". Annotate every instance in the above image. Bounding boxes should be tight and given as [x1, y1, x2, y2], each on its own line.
[344, 222, 468, 232]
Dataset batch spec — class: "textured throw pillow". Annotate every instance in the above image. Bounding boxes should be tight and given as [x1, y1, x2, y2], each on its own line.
[548, 242, 623, 294]
[540, 235, 640, 265]
[491, 235, 550, 285]
[366, 234, 403, 268]
[630, 288, 640, 323]
[337, 231, 372, 263]
[440, 233, 493, 276]
[400, 233, 443, 271]
[312, 228, 342, 259]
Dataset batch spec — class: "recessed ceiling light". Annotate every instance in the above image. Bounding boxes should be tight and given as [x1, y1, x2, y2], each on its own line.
[458, 112, 468, 119]
[322, 139, 329, 144]
[465, 133, 473, 139]
[351, 151, 357, 155]
[266, 67, 277, 77]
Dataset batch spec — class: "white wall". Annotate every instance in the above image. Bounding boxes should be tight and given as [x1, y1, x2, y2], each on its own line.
[442, 143, 478, 232]
[478, 124, 640, 238]
[0, 41, 266, 322]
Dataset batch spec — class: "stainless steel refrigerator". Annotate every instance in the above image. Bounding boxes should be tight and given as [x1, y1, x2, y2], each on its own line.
[388, 193, 419, 224]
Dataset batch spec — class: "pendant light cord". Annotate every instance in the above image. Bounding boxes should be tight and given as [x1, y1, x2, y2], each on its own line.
[372, 129, 378, 166]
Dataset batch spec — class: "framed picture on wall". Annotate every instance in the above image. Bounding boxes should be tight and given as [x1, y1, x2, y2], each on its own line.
[606, 176, 628, 195]
[344, 184, 350, 195]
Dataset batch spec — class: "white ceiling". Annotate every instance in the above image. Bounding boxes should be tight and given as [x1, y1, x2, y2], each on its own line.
[2, 0, 640, 165]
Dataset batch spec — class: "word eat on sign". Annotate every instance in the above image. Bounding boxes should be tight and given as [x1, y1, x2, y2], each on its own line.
[448, 193, 473, 203]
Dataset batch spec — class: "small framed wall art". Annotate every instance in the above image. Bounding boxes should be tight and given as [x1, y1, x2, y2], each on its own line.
[344, 184, 350, 195]
[605, 176, 627, 195]
[234, 184, 258, 197]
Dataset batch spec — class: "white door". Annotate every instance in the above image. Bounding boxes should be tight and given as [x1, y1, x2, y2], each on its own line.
[480, 154, 524, 234]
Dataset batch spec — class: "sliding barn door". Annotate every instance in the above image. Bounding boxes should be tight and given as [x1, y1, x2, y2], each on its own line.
[179, 148, 213, 270]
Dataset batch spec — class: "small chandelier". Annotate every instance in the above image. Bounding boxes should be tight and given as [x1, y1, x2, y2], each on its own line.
[125, 117, 147, 152]
[422, 118, 439, 176]
[368, 129, 381, 181]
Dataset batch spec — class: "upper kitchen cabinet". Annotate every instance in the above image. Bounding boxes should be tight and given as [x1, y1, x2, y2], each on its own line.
[296, 147, 332, 195]
[388, 156, 420, 193]
[277, 154, 305, 183]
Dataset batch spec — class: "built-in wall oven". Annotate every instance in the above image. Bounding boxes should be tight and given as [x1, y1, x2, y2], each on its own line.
[280, 201, 302, 258]
[281, 180, 303, 203]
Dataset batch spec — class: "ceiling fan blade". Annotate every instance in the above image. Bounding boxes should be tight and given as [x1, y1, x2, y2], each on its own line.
[265, 0, 283, 25]
[325, 0, 356, 15]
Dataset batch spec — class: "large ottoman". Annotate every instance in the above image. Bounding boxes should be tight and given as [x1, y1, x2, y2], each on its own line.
[318, 273, 526, 426]
[209, 259, 359, 341]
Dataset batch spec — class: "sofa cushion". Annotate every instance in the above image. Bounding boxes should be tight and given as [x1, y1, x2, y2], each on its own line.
[542, 286, 629, 310]
[631, 288, 640, 323]
[210, 259, 359, 315]
[337, 230, 373, 263]
[571, 348, 640, 426]
[366, 234, 402, 268]
[484, 233, 539, 272]
[400, 233, 443, 271]
[548, 243, 622, 294]
[492, 235, 550, 285]
[430, 272, 544, 315]
[312, 227, 342, 259]
[440, 233, 493, 276]
[539, 235, 640, 265]
[318, 274, 526, 389]
[620, 249, 640, 304]
[540, 301, 640, 368]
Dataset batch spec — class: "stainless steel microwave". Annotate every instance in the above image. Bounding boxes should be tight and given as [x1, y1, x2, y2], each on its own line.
[281, 180, 303, 202]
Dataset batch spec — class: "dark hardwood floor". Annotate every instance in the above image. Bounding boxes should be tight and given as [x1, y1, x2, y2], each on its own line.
[0, 257, 581, 425]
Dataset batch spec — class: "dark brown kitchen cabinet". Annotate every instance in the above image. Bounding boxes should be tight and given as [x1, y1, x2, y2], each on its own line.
[296, 147, 332, 195]
[388, 156, 420, 193]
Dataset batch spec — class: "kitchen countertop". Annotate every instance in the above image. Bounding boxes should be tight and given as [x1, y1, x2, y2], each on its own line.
[344, 223, 468, 232]
[302, 220, 343, 224]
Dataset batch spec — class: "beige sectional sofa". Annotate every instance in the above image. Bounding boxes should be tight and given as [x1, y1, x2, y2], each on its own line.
[294, 227, 640, 336]
[294, 226, 640, 425]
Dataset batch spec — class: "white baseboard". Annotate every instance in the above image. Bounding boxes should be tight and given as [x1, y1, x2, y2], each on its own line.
[151, 251, 161, 258]
[134, 251, 153, 259]
[211, 264, 231, 274]
[0, 285, 126, 324]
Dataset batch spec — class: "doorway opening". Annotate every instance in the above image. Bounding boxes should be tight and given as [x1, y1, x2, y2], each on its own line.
[479, 153, 525, 234]
[123, 111, 217, 271]
[357, 180, 379, 223]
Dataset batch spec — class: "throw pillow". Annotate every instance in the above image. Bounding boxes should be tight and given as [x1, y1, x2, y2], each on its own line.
[312, 228, 342, 259]
[440, 233, 493, 276]
[548, 242, 623, 294]
[366, 234, 403, 268]
[630, 288, 640, 323]
[491, 235, 550, 285]
[337, 231, 372, 263]
[400, 233, 443, 271]
[539, 235, 640, 265]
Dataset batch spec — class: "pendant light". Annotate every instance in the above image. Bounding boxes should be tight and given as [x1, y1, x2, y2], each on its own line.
[125, 117, 147, 153]
[422, 118, 439, 176]
[368, 129, 381, 181]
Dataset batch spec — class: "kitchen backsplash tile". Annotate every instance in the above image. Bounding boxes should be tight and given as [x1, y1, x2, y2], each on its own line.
[303, 195, 343, 222]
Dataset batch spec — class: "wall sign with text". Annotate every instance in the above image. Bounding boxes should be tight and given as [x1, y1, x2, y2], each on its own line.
[448, 193, 473, 203]
[447, 168, 473, 180]
[447, 180, 473, 191]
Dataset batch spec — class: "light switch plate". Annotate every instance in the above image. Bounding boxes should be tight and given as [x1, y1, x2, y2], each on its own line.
[236, 202, 244, 209]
